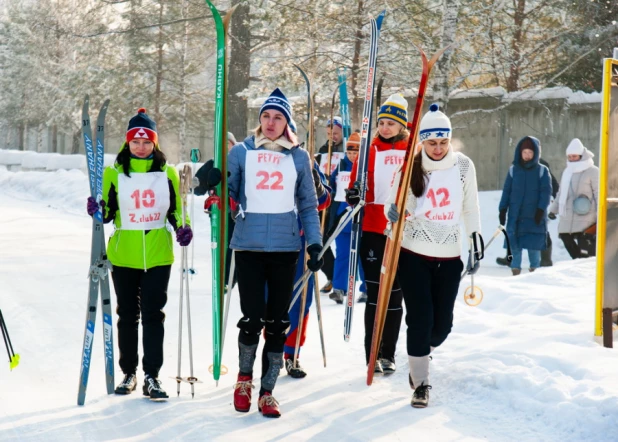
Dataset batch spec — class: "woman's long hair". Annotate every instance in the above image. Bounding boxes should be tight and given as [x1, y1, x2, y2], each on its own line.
[115, 142, 167, 177]
[410, 148, 426, 198]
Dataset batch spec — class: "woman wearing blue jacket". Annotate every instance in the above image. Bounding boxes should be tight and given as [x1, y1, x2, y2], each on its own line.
[499, 136, 552, 275]
[227, 88, 323, 418]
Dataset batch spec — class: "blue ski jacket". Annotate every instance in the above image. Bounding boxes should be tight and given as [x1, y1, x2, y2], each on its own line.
[227, 135, 322, 252]
[499, 136, 552, 250]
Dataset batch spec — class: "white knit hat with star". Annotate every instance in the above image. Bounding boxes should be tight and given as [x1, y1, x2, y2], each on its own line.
[419, 104, 452, 141]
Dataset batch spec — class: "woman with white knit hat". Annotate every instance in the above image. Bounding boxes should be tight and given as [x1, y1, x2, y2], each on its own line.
[344, 93, 409, 375]
[548, 138, 599, 258]
[385, 104, 482, 408]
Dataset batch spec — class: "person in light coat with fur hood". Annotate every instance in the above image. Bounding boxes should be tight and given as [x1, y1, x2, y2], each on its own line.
[548, 138, 599, 259]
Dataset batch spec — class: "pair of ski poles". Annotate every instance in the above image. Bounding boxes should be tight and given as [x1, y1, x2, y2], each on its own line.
[0, 309, 19, 370]
[175, 154, 202, 397]
[461, 225, 512, 306]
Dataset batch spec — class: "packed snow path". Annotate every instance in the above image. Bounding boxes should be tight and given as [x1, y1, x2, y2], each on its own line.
[0, 168, 617, 441]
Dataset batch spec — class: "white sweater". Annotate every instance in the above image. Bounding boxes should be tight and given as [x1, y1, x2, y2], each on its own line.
[385, 148, 481, 258]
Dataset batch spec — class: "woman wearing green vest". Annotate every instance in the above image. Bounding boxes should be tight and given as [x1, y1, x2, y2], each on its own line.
[87, 108, 192, 400]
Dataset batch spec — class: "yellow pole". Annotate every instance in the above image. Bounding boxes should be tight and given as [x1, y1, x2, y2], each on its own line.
[595, 59, 614, 337]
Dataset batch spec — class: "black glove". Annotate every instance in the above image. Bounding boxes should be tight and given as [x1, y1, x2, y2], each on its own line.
[345, 184, 361, 207]
[499, 209, 507, 226]
[548, 212, 556, 220]
[471, 231, 485, 260]
[534, 208, 544, 225]
[312, 167, 326, 199]
[194, 159, 222, 196]
[307, 243, 323, 272]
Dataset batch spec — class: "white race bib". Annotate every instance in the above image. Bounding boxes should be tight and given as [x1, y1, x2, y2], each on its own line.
[318, 152, 344, 175]
[244, 150, 297, 213]
[414, 165, 463, 226]
[335, 171, 351, 202]
[118, 172, 170, 230]
[373, 149, 406, 205]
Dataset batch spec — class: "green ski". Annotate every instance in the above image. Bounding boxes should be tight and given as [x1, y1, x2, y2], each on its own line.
[204, 0, 235, 384]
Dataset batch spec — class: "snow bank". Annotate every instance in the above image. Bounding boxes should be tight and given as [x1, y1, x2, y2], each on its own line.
[0, 150, 118, 172]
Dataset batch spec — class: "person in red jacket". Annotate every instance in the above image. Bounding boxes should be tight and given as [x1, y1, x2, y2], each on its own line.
[345, 93, 409, 375]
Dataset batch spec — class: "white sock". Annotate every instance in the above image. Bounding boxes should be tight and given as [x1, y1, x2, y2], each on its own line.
[408, 355, 430, 387]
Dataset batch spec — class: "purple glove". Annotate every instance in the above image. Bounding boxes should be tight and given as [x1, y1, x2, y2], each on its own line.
[87, 196, 103, 216]
[176, 226, 193, 247]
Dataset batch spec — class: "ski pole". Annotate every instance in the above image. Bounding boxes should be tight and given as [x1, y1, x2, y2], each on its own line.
[189, 148, 201, 276]
[220, 251, 235, 359]
[461, 232, 486, 306]
[0, 310, 19, 370]
[290, 202, 363, 301]
[184, 244, 198, 398]
[312, 274, 327, 367]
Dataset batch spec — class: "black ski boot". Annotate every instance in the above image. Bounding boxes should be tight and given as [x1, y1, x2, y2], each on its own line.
[380, 358, 396, 374]
[496, 256, 509, 266]
[329, 289, 344, 304]
[285, 358, 307, 379]
[114, 373, 137, 395]
[143, 374, 169, 401]
[411, 383, 432, 408]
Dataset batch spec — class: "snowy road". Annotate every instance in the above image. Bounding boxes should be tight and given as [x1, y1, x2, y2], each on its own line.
[1, 168, 617, 441]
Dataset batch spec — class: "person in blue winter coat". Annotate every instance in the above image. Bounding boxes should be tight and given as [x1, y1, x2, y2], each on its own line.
[328, 131, 367, 303]
[227, 88, 323, 418]
[498, 136, 552, 275]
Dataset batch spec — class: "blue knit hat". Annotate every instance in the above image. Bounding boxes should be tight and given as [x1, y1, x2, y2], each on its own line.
[419, 104, 452, 141]
[259, 88, 293, 125]
[377, 94, 408, 126]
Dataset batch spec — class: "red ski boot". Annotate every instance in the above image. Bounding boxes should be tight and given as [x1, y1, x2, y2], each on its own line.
[233, 374, 254, 413]
[258, 392, 281, 418]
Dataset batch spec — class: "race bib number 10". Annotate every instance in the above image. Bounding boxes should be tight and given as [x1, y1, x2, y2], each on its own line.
[118, 172, 170, 230]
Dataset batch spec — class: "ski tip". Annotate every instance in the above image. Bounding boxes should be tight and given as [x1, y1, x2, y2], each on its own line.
[376, 9, 386, 29]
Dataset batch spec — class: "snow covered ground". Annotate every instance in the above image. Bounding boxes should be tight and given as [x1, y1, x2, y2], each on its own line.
[1, 164, 617, 441]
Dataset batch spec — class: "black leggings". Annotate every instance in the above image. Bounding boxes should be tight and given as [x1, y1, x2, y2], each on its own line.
[397, 252, 463, 357]
[235, 251, 298, 379]
[360, 232, 403, 363]
[111, 265, 171, 378]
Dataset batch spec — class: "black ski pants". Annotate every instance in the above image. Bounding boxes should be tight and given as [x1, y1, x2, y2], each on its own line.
[360, 232, 403, 364]
[111, 264, 171, 378]
[559, 232, 596, 259]
[235, 251, 298, 380]
[397, 251, 463, 357]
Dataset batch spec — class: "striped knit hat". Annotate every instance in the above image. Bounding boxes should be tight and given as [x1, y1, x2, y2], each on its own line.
[327, 116, 343, 129]
[126, 108, 158, 145]
[377, 93, 408, 126]
[259, 88, 293, 125]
